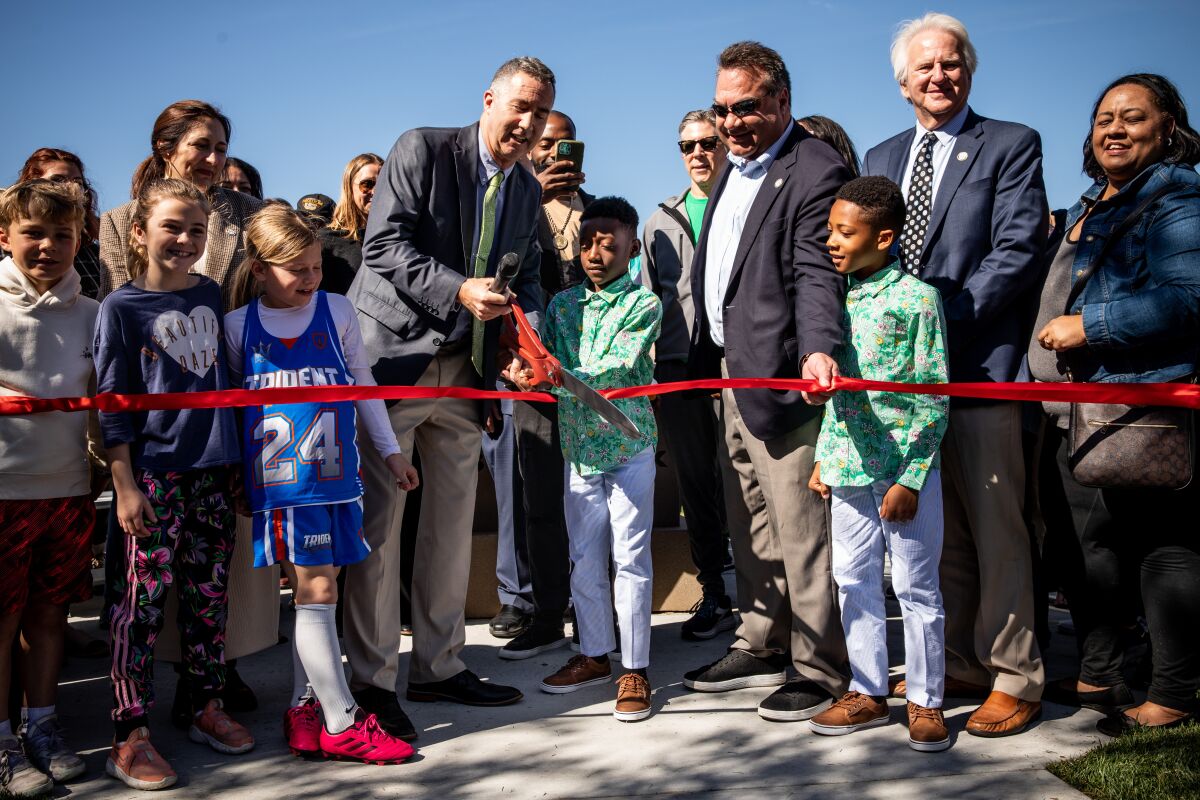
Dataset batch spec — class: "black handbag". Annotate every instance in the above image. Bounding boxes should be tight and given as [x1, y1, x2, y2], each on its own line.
[1063, 182, 1195, 490]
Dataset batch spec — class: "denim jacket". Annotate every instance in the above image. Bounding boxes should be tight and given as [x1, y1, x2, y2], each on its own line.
[1065, 162, 1200, 383]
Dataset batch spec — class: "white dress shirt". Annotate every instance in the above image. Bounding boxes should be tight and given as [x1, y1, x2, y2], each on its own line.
[900, 106, 970, 204]
[704, 121, 794, 347]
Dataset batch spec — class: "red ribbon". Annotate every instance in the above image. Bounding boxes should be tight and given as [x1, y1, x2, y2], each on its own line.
[2, 377, 1198, 416]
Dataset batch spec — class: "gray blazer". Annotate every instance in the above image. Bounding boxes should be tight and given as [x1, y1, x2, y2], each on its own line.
[640, 189, 697, 366]
[346, 122, 544, 392]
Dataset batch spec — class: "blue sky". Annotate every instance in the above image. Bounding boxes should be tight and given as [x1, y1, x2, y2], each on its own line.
[4, 0, 1197, 224]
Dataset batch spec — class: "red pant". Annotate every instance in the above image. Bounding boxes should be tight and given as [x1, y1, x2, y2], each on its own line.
[0, 496, 95, 616]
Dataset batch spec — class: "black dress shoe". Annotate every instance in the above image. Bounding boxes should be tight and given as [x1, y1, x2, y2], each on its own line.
[489, 605, 531, 639]
[406, 669, 523, 706]
[1042, 678, 1136, 715]
[352, 686, 418, 741]
[1097, 710, 1195, 737]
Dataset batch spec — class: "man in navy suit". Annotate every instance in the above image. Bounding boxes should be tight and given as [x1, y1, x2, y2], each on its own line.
[864, 12, 1047, 737]
[680, 41, 851, 722]
[342, 57, 553, 738]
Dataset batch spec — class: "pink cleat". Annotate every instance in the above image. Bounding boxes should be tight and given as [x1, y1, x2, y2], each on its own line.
[283, 698, 322, 758]
[320, 710, 413, 765]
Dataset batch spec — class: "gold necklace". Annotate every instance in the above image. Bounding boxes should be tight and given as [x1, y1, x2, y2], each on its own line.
[546, 202, 575, 252]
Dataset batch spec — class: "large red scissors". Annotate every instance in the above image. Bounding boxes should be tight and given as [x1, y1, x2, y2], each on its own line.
[490, 254, 641, 440]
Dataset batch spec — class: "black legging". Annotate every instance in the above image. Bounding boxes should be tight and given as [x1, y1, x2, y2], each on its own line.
[1050, 427, 1200, 712]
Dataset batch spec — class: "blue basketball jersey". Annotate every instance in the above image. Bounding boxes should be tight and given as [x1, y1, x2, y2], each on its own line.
[241, 292, 362, 512]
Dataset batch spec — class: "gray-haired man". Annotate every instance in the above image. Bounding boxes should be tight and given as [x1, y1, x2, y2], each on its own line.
[640, 109, 736, 639]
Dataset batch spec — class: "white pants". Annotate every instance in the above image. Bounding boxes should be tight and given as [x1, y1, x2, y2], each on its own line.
[830, 470, 945, 708]
[564, 447, 655, 669]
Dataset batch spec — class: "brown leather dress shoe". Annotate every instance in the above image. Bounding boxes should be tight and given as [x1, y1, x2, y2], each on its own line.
[965, 690, 1041, 737]
[891, 675, 990, 699]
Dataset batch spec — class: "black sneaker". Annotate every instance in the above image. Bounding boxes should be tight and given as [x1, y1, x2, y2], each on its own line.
[683, 650, 788, 692]
[757, 679, 834, 721]
[351, 687, 418, 741]
[499, 622, 568, 661]
[489, 604, 532, 639]
[681, 595, 736, 641]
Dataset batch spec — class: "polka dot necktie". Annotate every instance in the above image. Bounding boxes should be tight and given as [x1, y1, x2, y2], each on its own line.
[901, 132, 938, 275]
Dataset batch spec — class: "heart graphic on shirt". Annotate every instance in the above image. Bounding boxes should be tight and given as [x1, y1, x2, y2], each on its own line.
[150, 306, 220, 378]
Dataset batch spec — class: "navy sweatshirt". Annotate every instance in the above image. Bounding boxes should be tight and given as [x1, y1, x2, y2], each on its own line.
[94, 276, 240, 471]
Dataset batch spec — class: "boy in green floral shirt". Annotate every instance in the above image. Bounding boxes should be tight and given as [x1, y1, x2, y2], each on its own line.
[805, 177, 951, 752]
[537, 197, 662, 723]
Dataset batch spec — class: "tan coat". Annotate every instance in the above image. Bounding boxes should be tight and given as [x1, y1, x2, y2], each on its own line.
[99, 186, 279, 660]
[98, 187, 261, 305]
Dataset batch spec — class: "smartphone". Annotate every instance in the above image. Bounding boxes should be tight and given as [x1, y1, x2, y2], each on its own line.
[555, 139, 585, 173]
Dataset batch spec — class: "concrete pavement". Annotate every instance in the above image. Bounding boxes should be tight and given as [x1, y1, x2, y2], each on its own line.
[46, 594, 1105, 800]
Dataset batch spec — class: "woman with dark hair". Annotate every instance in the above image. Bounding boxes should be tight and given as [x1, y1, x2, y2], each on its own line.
[218, 157, 264, 200]
[798, 115, 861, 178]
[96, 100, 278, 726]
[15, 148, 103, 299]
[318, 153, 382, 295]
[1033, 73, 1200, 735]
[97, 100, 263, 302]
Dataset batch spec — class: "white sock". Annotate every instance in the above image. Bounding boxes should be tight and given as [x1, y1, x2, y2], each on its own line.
[291, 635, 314, 708]
[0, 720, 11, 738]
[294, 604, 358, 734]
[23, 706, 55, 726]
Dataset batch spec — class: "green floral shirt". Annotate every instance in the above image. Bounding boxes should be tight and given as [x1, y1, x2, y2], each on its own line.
[545, 273, 661, 476]
[815, 262, 949, 491]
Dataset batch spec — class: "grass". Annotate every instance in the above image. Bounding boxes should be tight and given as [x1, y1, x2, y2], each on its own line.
[1047, 723, 1200, 800]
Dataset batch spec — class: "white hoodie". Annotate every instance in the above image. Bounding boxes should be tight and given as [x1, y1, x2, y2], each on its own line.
[0, 256, 101, 499]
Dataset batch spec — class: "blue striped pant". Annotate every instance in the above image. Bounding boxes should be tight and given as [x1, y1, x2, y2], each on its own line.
[829, 470, 945, 707]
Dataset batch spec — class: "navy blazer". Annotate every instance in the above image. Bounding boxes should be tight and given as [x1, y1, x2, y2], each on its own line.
[688, 125, 850, 442]
[864, 108, 1048, 387]
[347, 123, 544, 393]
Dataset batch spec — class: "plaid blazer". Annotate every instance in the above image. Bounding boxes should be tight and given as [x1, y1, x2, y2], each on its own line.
[98, 186, 263, 306]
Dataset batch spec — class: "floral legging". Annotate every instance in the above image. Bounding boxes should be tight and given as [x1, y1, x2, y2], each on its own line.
[109, 467, 235, 722]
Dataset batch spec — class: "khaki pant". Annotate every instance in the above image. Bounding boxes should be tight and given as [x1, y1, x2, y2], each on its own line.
[720, 362, 849, 696]
[939, 402, 1044, 701]
[343, 350, 482, 688]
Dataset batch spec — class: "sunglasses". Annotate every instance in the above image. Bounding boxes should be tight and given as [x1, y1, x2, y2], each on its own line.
[711, 97, 762, 119]
[678, 136, 721, 155]
[356, 179, 377, 191]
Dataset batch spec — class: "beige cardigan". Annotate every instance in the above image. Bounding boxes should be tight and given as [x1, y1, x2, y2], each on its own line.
[98, 186, 262, 305]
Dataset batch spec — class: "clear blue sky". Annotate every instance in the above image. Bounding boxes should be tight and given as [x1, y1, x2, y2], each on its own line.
[4, 0, 1198, 224]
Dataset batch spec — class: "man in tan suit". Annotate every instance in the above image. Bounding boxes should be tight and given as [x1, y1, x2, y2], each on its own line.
[341, 58, 555, 741]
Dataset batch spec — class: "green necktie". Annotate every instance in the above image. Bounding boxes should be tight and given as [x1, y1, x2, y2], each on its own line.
[471, 169, 505, 375]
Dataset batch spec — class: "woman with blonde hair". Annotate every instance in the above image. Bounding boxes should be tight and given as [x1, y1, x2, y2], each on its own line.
[319, 153, 382, 295]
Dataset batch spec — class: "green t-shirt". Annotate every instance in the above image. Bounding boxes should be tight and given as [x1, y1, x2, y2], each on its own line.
[684, 193, 708, 242]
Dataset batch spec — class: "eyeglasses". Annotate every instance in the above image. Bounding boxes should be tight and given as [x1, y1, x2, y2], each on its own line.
[678, 136, 721, 155]
[711, 97, 762, 119]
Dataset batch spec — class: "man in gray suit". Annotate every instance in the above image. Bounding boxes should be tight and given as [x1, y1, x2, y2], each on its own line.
[342, 57, 554, 739]
[640, 109, 736, 640]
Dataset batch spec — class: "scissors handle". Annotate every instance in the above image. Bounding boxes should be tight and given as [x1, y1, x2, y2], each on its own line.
[499, 304, 561, 387]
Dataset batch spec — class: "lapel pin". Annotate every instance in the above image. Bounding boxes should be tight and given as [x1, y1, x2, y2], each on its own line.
[225, 224, 239, 236]
[956, 151, 968, 162]
[774, 178, 783, 188]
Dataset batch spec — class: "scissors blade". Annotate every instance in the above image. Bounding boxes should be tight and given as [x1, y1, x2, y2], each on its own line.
[558, 370, 643, 440]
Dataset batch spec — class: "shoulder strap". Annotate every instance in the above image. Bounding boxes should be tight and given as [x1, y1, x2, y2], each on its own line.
[658, 199, 697, 247]
[1064, 182, 1186, 313]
